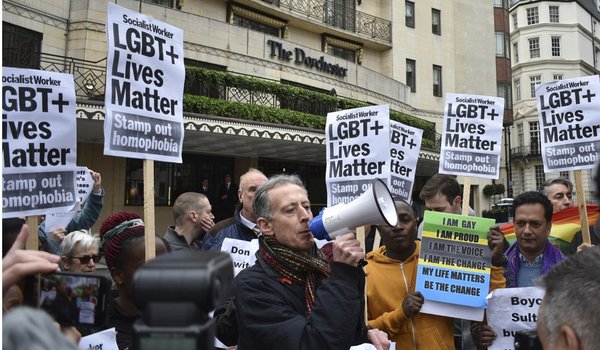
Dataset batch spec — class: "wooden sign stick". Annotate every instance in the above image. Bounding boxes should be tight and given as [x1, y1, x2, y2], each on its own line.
[144, 159, 156, 261]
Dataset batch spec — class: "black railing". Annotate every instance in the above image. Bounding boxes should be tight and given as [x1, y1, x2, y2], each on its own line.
[274, 0, 391, 42]
[37, 52, 107, 100]
[511, 145, 542, 158]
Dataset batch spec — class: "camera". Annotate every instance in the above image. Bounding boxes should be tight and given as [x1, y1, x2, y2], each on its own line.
[24, 271, 110, 327]
[132, 250, 234, 350]
[514, 329, 542, 350]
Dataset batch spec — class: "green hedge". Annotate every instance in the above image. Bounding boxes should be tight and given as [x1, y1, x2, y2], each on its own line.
[184, 94, 326, 129]
[184, 66, 438, 145]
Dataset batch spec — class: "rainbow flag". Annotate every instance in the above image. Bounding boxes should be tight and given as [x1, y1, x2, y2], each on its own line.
[500, 205, 600, 254]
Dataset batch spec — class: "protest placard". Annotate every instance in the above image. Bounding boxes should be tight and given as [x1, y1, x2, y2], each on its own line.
[221, 238, 259, 276]
[76, 167, 94, 204]
[104, 3, 185, 163]
[486, 287, 545, 350]
[536, 75, 600, 172]
[389, 121, 422, 201]
[2, 68, 78, 218]
[325, 104, 391, 206]
[439, 94, 504, 179]
[79, 327, 117, 350]
[416, 211, 494, 310]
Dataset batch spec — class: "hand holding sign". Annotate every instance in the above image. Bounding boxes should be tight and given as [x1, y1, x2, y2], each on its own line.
[402, 291, 424, 319]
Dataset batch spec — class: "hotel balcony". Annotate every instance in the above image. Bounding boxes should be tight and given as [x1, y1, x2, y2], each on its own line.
[242, 0, 392, 47]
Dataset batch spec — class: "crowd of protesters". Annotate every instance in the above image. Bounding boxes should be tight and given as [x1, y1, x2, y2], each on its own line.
[3, 163, 600, 350]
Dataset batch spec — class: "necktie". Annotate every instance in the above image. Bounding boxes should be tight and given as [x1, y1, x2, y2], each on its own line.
[252, 225, 261, 237]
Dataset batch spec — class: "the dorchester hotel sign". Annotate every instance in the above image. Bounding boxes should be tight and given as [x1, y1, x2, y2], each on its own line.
[267, 40, 348, 78]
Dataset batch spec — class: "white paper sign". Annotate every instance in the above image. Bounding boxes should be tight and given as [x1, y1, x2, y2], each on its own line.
[325, 104, 391, 206]
[439, 94, 504, 179]
[486, 287, 545, 350]
[221, 238, 259, 276]
[536, 75, 600, 172]
[45, 211, 78, 233]
[76, 167, 94, 203]
[79, 327, 118, 350]
[104, 3, 185, 163]
[2, 68, 78, 218]
[389, 121, 422, 201]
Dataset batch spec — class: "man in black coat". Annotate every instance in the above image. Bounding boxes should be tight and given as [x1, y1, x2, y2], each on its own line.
[233, 174, 390, 350]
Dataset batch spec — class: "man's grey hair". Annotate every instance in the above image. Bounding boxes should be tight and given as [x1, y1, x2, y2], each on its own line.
[537, 248, 600, 349]
[253, 174, 307, 221]
[239, 168, 266, 190]
[540, 177, 573, 196]
[173, 192, 207, 225]
[60, 229, 99, 257]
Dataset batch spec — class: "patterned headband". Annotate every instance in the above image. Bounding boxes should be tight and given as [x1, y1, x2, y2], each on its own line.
[100, 218, 144, 247]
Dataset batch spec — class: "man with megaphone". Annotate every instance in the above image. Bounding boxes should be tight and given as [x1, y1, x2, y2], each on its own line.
[233, 174, 390, 350]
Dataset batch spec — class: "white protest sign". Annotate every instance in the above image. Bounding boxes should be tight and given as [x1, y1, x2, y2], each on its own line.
[79, 327, 118, 350]
[2, 68, 78, 218]
[536, 75, 600, 172]
[389, 121, 422, 201]
[221, 238, 259, 276]
[486, 287, 545, 350]
[76, 167, 94, 203]
[325, 104, 391, 206]
[104, 3, 185, 163]
[45, 211, 78, 233]
[439, 94, 504, 179]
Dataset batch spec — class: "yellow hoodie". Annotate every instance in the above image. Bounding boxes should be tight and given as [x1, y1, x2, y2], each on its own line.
[366, 241, 506, 350]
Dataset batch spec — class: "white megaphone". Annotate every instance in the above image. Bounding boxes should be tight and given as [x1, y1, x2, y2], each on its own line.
[310, 179, 398, 240]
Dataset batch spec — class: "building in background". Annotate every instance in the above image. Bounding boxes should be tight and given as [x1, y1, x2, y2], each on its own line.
[494, 0, 515, 199]
[508, 0, 599, 200]
[3, 0, 499, 231]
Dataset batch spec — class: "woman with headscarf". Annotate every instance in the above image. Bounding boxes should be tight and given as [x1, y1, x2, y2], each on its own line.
[99, 212, 168, 350]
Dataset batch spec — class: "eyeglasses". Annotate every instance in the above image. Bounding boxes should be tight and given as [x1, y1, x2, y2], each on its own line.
[69, 254, 101, 264]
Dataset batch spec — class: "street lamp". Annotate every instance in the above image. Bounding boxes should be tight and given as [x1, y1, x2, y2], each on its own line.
[84, 80, 95, 99]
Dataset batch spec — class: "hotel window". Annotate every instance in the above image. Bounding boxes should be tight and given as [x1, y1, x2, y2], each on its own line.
[551, 36, 561, 57]
[517, 123, 524, 147]
[560, 171, 570, 179]
[535, 165, 546, 190]
[493, 0, 508, 8]
[324, 0, 355, 32]
[530, 75, 541, 98]
[529, 37, 540, 58]
[512, 13, 518, 29]
[144, 0, 173, 6]
[497, 83, 512, 108]
[406, 59, 416, 92]
[530, 121, 540, 154]
[124, 154, 234, 206]
[406, 1, 415, 28]
[514, 78, 521, 101]
[433, 65, 442, 97]
[228, 4, 287, 38]
[432, 9, 441, 35]
[527, 7, 539, 25]
[513, 42, 519, 63]
[496, 33, 506, 57]
[520, 167, 526, 192]
[322, 35, 363, 64]
[2, 22, 42, 69]
[553, 73, 563, 81]
[549, 6, 559, 23]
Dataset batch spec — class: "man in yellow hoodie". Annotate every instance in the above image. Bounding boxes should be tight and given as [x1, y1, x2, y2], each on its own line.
[366, 199, 506, 350]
